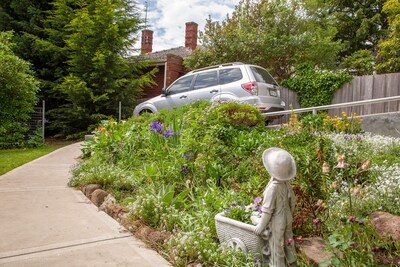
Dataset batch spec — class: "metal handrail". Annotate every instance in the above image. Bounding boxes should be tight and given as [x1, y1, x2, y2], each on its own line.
[265, 95, 400, 116]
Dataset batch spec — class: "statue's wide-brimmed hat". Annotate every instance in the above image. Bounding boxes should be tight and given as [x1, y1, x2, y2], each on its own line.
[262, 147, 296, 181]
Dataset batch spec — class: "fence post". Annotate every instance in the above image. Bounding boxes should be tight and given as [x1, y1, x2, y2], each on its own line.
[312, 109, 317, 115]
[118, 101, 122, 123]
[42, 100, 45, 143]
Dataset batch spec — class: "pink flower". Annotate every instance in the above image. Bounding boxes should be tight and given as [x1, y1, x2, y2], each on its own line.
[349, 216, 356, 223]
[286, 238, 293, 246]
[296, 235, 303, 241]
[313, 218, 321, 225]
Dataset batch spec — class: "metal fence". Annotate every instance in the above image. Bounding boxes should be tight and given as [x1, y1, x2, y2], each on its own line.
[26, 100, 45, 142]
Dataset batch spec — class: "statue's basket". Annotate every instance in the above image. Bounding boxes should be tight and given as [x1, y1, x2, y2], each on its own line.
[214, 212, 267, 256]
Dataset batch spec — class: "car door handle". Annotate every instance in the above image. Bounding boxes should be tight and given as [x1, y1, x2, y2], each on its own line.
[210, 89, 219, 93]
[180, 95, 187, 99]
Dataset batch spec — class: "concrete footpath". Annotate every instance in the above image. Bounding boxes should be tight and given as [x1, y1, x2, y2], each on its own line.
[0, 143, 171, 267]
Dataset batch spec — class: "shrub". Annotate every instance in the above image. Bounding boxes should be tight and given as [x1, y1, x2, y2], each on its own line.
[0, 31, 39, 148]
[282, 64, 352, 108]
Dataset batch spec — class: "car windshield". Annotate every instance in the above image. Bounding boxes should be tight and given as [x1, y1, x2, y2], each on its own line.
[250, 67, 277, 85]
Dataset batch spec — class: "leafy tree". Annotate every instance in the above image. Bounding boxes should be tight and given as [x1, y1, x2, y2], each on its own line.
[377, 0, 400, 73]
[185, 0, 341, 80]
[342, 49, 375, 76]
[0, 31, 39, 148]
[326, 0, 388, 59]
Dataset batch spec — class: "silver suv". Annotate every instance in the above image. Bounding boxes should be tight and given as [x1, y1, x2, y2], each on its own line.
[133, 62, 285, 118]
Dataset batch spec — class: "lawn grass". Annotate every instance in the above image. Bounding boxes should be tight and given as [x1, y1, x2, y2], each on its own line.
[0, 140, 75, 175]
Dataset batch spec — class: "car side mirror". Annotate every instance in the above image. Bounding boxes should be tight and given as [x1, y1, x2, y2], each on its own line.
[161, 88, 167, 96]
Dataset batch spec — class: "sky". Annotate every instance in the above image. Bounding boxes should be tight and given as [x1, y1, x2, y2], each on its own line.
[135, 0, 238, 52]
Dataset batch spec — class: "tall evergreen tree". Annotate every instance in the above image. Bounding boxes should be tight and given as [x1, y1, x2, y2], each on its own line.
[48, 0, 154, 138]
[0, 0, 69, 135]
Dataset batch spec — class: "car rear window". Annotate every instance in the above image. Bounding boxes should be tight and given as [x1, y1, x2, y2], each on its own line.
[250, 67, 277, 85]
[193, 71, 218, 89]
[219, 68, 243, 85]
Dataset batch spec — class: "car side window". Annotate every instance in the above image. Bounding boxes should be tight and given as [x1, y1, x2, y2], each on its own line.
[219, 68, 243, 85]
[168, 76, 194, 95]
[193, 71, 218, 90]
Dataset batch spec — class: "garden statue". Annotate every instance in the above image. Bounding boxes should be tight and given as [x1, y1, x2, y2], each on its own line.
[254, 147, 298, 267]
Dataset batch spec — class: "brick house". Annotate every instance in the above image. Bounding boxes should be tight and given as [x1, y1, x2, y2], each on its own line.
[139, 22, 198, 100]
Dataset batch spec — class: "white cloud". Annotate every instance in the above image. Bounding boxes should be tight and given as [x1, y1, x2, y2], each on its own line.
[136, 0, 238, 52]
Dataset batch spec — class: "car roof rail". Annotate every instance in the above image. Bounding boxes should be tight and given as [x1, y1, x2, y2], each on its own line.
[188, 62, 244, 74]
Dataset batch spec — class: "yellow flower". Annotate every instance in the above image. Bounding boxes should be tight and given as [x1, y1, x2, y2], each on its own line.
[342, 111, 347, 117]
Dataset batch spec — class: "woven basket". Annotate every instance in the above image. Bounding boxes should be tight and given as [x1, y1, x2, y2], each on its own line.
[214, 212, 268, 256]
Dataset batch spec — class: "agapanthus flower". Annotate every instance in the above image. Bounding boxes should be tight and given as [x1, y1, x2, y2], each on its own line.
[181, 165, 188, 174]
[182, 152, 193, 159]
[164, 129, 174, 138]
[150, 121, 163, 134]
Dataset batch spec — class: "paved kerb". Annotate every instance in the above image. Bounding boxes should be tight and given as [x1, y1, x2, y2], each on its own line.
[0, 143, 171, 267]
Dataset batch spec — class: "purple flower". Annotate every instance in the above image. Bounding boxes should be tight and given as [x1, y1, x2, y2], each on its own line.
[182, 152, 193, 159]
[181, 165, 188, 174]
[150, 121, 163, 134]
[254, 197, 262, 205]
[350, 242, 357, 247]
[225, 208, 231, 214]
[258, 206, 263, 214]
[240, 204, 245, 208]
[163, 129, 174, 138]
[231, 203, 237, 207]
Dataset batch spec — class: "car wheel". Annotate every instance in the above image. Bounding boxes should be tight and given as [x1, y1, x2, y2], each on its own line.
[139, 109, 153, 115]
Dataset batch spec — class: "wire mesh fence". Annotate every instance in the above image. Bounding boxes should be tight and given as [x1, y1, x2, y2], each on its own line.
[26, 101, 45, 143]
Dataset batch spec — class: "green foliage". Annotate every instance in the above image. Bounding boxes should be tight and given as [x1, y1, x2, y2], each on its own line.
[377, 0, 400, 73]
[0, 0, 68, 135]
[326, 0, 388, 60]
[207, 101, 265, 128]
[322, 218, 379, 267]
[342, 50, 376, 76]
[281, 64, 352, 108]
[184, 0, 342, 80]
[0, 31, 39, 148]
[45, 0, 155, 138]
[70, 101, 400, 266]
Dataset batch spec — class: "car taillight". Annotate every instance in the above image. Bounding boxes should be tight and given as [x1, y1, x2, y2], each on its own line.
[241, 82, 258, 95]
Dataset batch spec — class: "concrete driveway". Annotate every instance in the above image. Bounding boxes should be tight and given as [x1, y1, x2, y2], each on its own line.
[0, 143, 171, 267]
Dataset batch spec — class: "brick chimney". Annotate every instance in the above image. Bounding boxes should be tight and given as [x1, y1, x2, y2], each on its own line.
[141, 29, 153, 54]
[185, 22, 198, 50]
